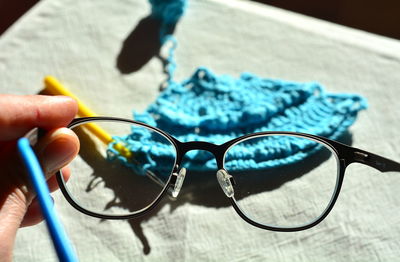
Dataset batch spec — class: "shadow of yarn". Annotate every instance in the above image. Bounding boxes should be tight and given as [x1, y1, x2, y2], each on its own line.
[116, 15, 175, 74]
[66, 125, 353, 255]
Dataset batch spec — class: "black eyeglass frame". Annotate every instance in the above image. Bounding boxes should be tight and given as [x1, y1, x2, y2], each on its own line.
[53, 117, 400, 232]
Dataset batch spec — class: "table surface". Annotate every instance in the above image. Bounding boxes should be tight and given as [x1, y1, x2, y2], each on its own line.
[1, 0, 400, 261]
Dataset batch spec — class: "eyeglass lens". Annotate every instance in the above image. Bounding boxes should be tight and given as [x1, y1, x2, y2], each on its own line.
[62, 121, 176, 216]
[224, 134, 339, 228]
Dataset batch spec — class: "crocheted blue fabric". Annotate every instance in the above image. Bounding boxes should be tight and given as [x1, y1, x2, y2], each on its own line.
[106, 0, 367, 177]
[107, 67, 367, 176]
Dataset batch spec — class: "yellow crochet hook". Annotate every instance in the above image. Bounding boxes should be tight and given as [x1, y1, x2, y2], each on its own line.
[44, 76, 132, 158]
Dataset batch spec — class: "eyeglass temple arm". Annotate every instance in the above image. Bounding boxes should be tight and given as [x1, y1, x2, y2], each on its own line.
[339, 144, 400, 173]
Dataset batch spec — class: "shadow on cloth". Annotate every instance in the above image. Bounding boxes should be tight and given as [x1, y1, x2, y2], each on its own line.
[116, 15, 175, 75]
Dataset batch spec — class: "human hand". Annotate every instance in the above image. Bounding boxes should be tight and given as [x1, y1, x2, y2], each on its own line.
[0, 94, 79, 261]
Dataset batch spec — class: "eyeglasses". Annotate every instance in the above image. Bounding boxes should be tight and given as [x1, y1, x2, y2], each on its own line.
[52, 117, 400, 232]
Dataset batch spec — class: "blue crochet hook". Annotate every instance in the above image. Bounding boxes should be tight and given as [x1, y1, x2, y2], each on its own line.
[17, 132, 78, 262]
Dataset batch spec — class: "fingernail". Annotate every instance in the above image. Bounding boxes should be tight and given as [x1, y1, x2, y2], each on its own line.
[39, 128, 79, 175]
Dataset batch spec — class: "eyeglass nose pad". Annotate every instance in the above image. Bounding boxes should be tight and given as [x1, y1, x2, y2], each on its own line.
[169, 167, 187, 198]
[216, 169, 235, 197]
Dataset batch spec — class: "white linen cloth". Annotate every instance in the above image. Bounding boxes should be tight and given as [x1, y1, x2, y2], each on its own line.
[1, 0, 400, 261]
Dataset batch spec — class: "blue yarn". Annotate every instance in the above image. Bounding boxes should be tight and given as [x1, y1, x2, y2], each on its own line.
[106, 0, 368, 178]
[163, 36, 178, 86]
[149, 0, 187, 43]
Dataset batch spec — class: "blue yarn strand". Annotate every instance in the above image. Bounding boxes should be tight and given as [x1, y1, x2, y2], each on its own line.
[149, 0, 187, 43]
[163, 36, 178, 86]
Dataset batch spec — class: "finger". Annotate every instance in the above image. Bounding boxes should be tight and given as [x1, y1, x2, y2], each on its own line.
[0, 129, 78, 207]
[0, 94, 78, 141]
[47, 166, 71, 193]
[35, 128, 80, 178]
[0, 128, 78, 212]
[0, 186, 30, 258]
[19, 197, 47, 227]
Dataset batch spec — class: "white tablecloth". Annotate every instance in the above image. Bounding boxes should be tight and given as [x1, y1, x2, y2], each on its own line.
[1, 0, 400, 261]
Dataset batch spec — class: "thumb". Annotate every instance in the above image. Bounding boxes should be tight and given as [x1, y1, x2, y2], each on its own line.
[35, 127, 80, 178]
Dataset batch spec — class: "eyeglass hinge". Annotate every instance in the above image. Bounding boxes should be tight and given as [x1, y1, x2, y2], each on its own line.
[172, 164, 180, 173]
[354, 151, 368, 163]
[354, 151, 386, 170]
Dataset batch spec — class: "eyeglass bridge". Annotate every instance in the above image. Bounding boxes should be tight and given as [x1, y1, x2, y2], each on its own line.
[167, 164, 236, 199]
